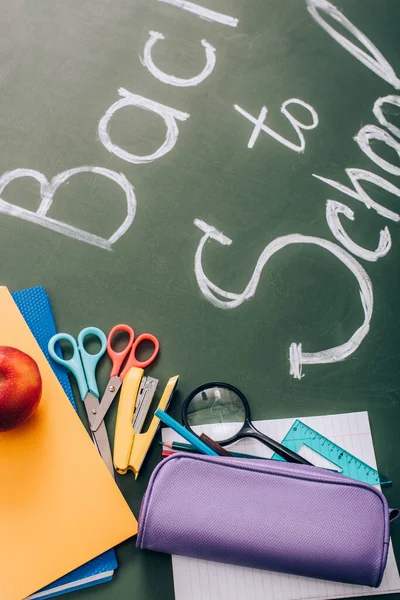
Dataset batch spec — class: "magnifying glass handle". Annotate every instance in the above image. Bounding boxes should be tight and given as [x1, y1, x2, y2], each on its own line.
[247, 429, 313, 466]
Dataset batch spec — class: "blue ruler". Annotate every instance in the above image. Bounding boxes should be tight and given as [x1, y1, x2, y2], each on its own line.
[272, 419, 391, 487]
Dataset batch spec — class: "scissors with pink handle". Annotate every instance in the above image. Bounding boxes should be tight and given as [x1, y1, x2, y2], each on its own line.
[90, 324, 159, 432]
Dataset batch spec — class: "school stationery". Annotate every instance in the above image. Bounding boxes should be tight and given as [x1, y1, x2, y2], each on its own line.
[91, 323, 159, 431]
[156, 408, 219, 456]
[161, 440, 264, 460]
[162, 449, 178, 458]
[12, 286, 117, 599]
[272, 419, 391, 486]
[200, 433, 231, 456]
[164, 427, 391, 482]
[48, 327, 114, 477]
[138, 452, 398, 587]
[182, 381, 312, 465]
[0, 287, 138, 600]
[114, 367, 178, 477]
[162, 412, 400, 600]
[162, 436, 230, 458]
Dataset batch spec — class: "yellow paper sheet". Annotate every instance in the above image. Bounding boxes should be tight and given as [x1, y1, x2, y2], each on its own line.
[0, 287, 138, 600]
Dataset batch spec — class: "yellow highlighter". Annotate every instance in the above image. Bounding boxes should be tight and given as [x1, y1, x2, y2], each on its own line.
[114, 367, 179, 478]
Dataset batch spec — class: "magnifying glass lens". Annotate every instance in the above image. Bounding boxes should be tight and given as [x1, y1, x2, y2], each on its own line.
[185, 386, 246, 440]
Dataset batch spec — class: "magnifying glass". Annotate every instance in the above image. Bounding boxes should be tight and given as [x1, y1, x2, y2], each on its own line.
[182, 382, 313, 465]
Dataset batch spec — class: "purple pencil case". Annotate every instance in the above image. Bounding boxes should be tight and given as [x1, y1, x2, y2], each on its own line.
[137, 453, 399, 587]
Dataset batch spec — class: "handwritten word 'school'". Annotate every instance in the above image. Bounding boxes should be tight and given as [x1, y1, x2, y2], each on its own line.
[194, 0, 400, 378]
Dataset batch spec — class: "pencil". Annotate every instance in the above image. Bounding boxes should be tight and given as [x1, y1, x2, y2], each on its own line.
[155, 409, 219, 456]
[162, 450, 176, 458]
[200, 433, 231, 456]
[162, 440, 265, 460]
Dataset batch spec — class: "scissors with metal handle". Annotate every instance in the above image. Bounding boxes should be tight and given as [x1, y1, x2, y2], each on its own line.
[90, 324, 160, 433]
[48, 327, 115, 478]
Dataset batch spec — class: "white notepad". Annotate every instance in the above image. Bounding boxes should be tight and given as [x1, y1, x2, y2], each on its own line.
[161, 412, 400, 600]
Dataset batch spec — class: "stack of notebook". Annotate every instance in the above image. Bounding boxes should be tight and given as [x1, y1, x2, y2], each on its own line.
[0, 286, 138, 600]
[12, 287, 118, 599]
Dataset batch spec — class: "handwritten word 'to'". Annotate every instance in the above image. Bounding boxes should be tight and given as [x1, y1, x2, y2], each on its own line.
[234, 99, 319, 153]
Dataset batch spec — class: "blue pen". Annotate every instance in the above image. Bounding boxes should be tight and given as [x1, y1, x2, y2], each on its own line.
[155, 409, 219, 457]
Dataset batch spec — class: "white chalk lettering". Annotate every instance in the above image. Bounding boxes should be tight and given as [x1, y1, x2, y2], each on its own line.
[234, 99, 319, 153]
[194, 218, 373, 379]
[355, 125, 400, 176]
[158, 0, 239, 27]
[307, 0, 400, 90]
[98, 88, 190, 164]
[140, 31, 216, 87]
[313, 168, 400, 222]
[0, 167, 136, 251]
[326, 200, 392, 261]
[373, 95, 400, 140]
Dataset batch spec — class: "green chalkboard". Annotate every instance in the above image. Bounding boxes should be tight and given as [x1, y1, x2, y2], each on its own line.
[2, 0, 400, 598]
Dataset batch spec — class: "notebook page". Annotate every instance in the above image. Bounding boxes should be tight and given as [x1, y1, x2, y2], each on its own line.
[161, 412, 400, 600]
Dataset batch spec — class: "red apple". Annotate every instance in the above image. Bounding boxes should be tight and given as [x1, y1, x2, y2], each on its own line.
[0, 346, 42, 432]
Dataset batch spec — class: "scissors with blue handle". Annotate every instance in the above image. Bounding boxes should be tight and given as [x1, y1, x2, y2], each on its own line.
[48, 327, 115, 478]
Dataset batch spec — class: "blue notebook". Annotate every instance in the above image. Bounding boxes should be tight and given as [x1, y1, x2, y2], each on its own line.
[12, 287, 117, 599]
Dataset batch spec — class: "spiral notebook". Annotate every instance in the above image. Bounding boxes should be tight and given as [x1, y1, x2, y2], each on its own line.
[162, 412, 400, 600]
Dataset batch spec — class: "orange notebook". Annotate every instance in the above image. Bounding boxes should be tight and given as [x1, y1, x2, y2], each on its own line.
[0, 287, 138, 600]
